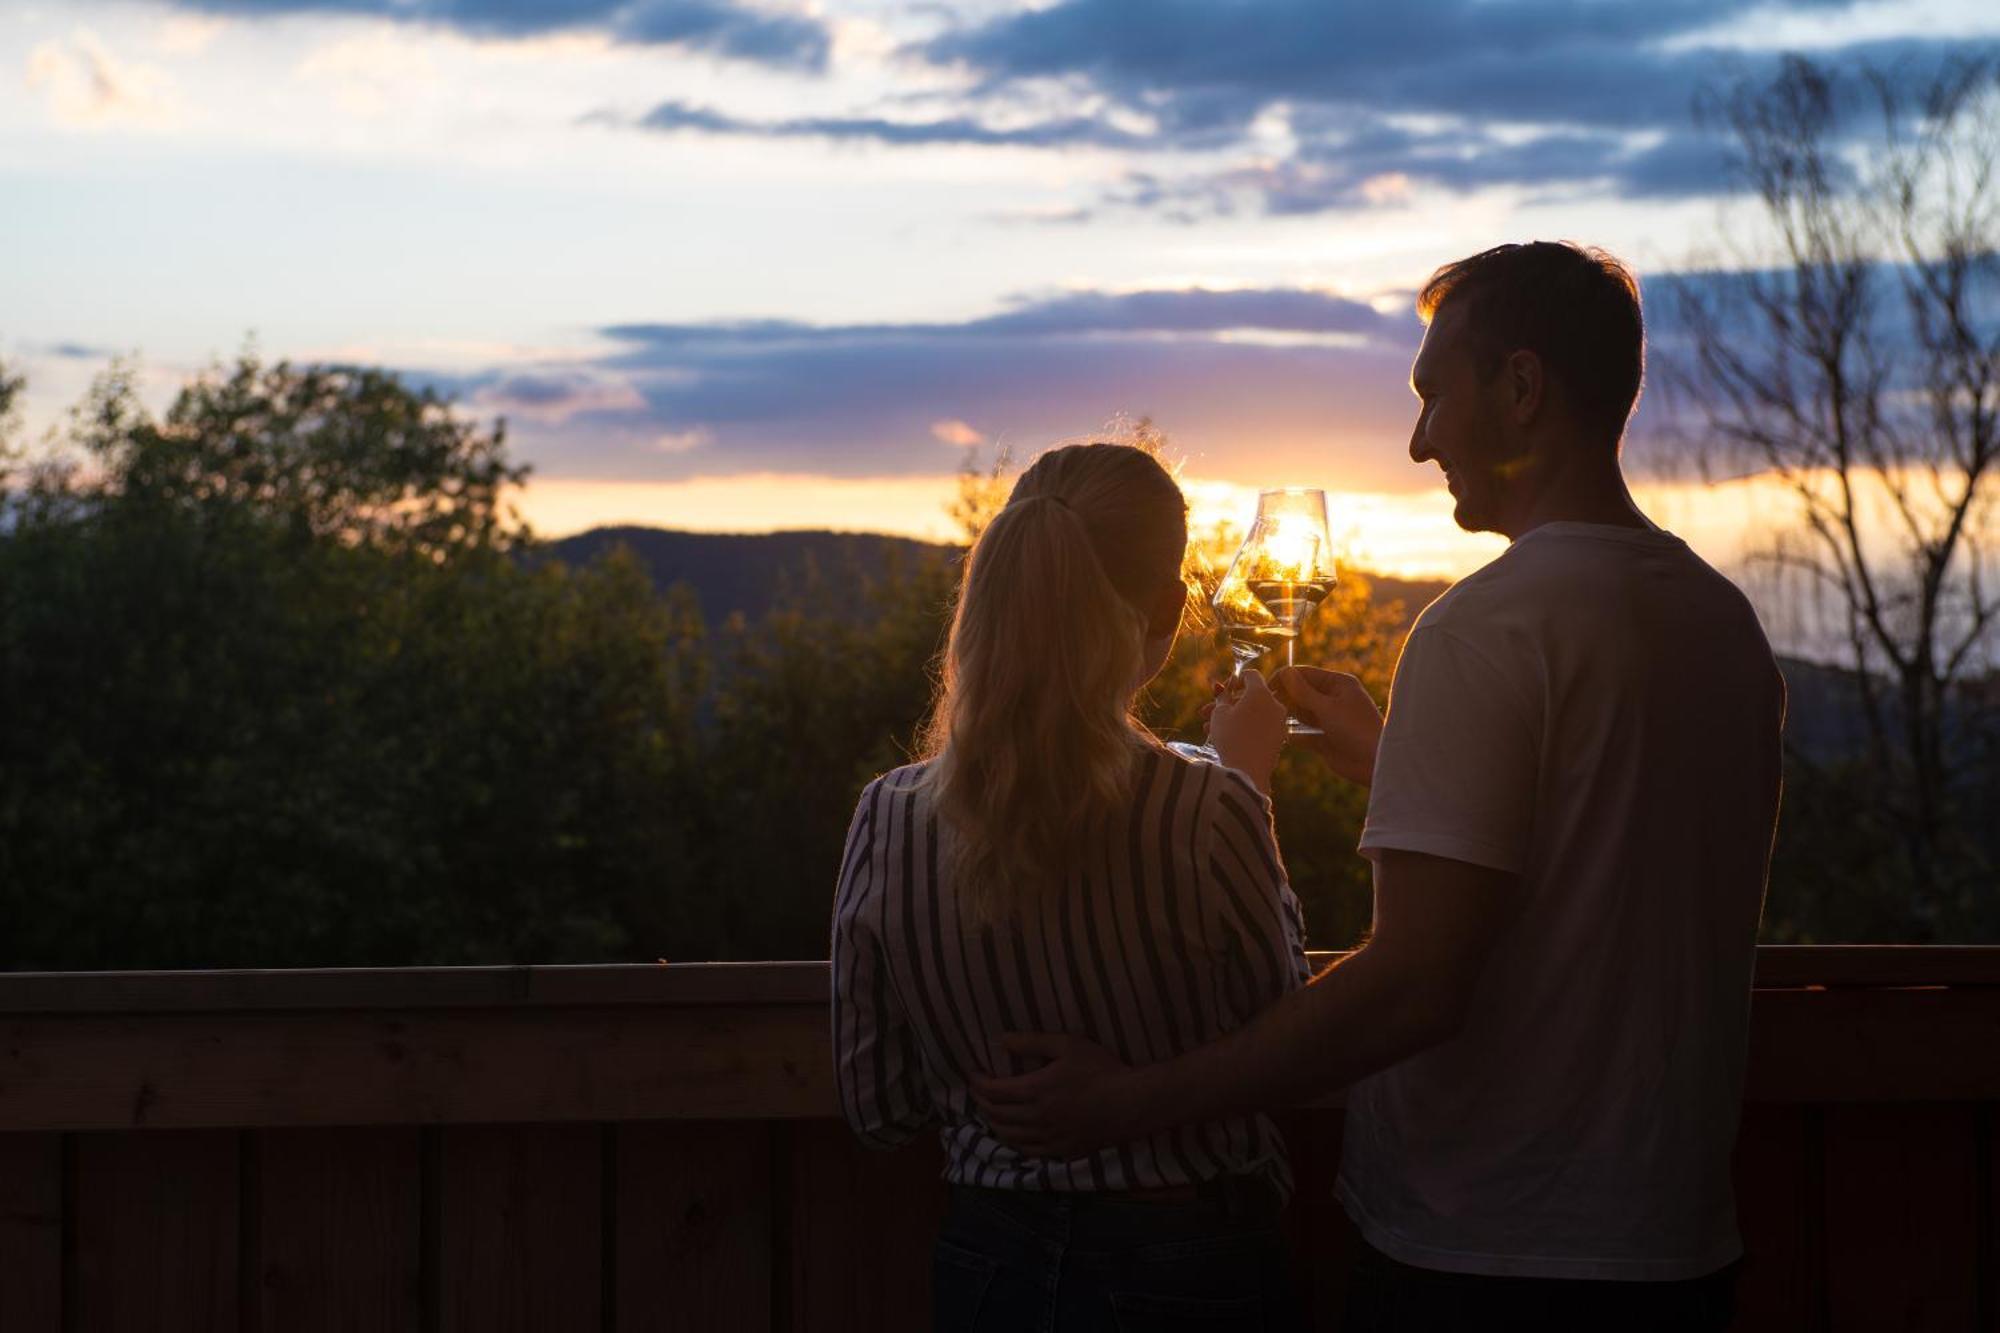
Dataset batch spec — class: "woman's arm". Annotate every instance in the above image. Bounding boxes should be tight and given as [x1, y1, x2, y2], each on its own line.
[830, 781, 933, 1148]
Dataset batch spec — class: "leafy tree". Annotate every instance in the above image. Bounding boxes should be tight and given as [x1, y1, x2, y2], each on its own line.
[0, 356, 700, 967]
[692, 546, 958, 958]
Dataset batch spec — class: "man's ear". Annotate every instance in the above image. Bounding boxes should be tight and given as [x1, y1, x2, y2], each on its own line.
[1506, 348, 1546, 425]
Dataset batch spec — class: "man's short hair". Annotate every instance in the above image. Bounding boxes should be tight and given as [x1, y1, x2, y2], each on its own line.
[1418, 242, 1644, 449]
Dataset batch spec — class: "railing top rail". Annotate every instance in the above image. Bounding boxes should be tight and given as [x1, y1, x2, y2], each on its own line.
[0, 946, 1992, 1015]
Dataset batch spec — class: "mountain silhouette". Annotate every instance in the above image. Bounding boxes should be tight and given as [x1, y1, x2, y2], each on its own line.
[540, 525, 1921, 762]
[543, 526, 950, 625]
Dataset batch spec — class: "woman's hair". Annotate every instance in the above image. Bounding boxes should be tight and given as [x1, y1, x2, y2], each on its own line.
[919, 442, 1188, 924]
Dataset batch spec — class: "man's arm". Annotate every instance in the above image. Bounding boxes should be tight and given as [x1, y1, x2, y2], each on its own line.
[972, 848, 1523, 1158]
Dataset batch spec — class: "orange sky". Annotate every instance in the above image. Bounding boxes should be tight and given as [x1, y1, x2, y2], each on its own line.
[513, 471, 1819, 582]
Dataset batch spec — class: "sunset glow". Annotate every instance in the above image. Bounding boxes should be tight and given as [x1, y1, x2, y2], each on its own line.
[6, 0, 1994, 660]
[520, 472, 1509, 579]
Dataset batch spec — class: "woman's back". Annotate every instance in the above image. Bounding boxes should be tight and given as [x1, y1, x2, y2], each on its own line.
[832, 746, 1309, 1195]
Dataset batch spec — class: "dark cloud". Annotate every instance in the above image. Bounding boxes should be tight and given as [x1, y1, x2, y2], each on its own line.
[414, 272, 1776, 489]
[412, 287, 1426, 487]
[38, 342, 116, 360]
[623, 98, 1147, 148]
[171, 0, 829, 70]
[532, 331, 1427, 488]
[465, 370, 648, 423]
[904, 3, 1997, 215]
[918, 0, 1864, 128]
[602, 286, 1404, 348]
[1116, 120, 1743, 219]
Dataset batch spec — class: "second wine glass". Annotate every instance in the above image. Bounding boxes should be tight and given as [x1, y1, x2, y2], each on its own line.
[1236, 488, 1337, 736]
[1164, 560, 1289, 763]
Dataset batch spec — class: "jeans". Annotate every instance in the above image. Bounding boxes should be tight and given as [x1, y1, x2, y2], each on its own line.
[933, 1178, 1301, 1332]
[1341, 1239, 1740, 1333]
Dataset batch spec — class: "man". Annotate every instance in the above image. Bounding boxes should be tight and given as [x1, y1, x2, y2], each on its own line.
[972, 241, 1785, 1330]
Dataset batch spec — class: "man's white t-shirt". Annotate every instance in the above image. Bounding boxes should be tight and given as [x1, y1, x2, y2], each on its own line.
[1340, 520, 1785, 1281]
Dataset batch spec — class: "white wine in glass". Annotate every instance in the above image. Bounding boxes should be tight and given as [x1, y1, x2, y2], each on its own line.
[1166, 487, 1337, 759]
[1165, 564, 1288, 763]
[1238, 488, 1337, 736]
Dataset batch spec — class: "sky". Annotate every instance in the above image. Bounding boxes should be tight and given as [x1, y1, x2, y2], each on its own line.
[4, 0, 1998, 580]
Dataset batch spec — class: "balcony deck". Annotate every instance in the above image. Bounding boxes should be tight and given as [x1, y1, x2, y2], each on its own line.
[0, 947, 1994, 1330]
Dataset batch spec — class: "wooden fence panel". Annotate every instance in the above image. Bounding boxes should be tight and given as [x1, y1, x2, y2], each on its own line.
[783, 1121, 944, 1333]
[71, 1130, 240, 1333]
[0, 1133, 62, 1331]
[1984, 1108, 1999, 1333]
[1822, 1104, 1982, 1333]
[437, 1124, 603, 1333]
[1271, 1108, 1355, 1330]
[615, 1121, 773, 1333]
[1729, 1103, 1822, 1332]
[253, 1128, 421, 1333]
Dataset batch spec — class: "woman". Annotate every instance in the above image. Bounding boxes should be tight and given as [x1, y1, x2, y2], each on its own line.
[831, 441, 1309, 1330]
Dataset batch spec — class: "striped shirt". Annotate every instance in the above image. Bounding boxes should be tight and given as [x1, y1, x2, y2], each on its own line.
[830, 746, 1310, 1196]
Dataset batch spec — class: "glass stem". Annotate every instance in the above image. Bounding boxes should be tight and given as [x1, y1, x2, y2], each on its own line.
[1284, 636, 1296, 721]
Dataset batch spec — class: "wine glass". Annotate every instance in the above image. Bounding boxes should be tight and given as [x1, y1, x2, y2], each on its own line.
[1166, 487, 1337, 760]
[1238, 488, 1337, 736]
[1164, 561, 1288, 763]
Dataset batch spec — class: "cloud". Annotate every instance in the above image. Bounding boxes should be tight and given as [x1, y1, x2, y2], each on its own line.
[601, 285, 1403, 348]
[1110, 120, 1744, 220]
[416, 285, 1431, 491]
[410, 266, 1811, 497]
[899, 3, 1998, 215]
[930, 419, 984, 447]
[574, 0, 1999, 222]
[37, 341, 120, 360]
[168, 0, 830, 70]
[616, 98, 1147, 149]
[26, 29, 185, 130]
[469, 370, 648, 424]
[917, 0, 1866, 128]
[652, 427, 713, 454]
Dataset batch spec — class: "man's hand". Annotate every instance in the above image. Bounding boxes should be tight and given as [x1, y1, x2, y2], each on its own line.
[968, 1033, 1144, 1159]
[1273, 666, 1383, 787]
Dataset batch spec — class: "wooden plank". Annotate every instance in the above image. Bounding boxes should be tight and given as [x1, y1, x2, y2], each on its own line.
[1, 948, 1996, 1019]
[1729, 1103, 1822, 1332]
[254, 1128, 421, 1332]
[1751, 947, 2000, 991]
[1744, 987, 2000, 1103]
[14, 984, 1999, 1135]
[1272, 1108, 1353, 1331]
[71, 1130, 239, 1333]
[615, 1121, 772, 1333]
[1983, 1106, 1998, 1333]
[783, 1121, 945, 1333]
[0, 963, 1993, 1136]
[528, 963, 829, 1007]
[0, 1006, 833, 1132]
[1823, 1104, 1981, 1331]
[0, 1133, 62, 1330]
[0, 963, 829, 1015]
[437, 1124, 602, 1333]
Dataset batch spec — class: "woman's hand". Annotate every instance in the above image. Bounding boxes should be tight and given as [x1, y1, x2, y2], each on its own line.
[1272, 666, 1383, 787]
[1207, 668, 1287, 795]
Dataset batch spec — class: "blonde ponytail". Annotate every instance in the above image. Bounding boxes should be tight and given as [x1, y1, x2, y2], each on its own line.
[920, 443, 1187, 924]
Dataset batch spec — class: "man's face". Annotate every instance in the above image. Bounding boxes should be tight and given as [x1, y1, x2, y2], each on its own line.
[1407, 307, 1522, 535]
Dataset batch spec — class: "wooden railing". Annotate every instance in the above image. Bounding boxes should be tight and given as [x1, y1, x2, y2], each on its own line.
[0, 947, 1993, 1330]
